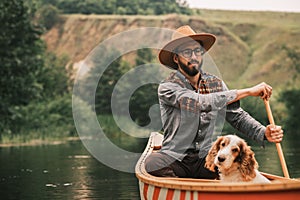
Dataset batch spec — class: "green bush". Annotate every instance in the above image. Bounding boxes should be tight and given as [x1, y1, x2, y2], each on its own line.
[2, 94, 75, 141]
[36, 4, 61, 30]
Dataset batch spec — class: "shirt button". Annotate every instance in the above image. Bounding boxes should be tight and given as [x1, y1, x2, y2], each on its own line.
[195, 142, 200, 150]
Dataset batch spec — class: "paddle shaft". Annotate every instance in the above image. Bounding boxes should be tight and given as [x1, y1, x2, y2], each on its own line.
[264, 100, 290, 178]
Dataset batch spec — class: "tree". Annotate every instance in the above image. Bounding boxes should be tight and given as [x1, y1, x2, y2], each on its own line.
[95, 57, 127, 115]
[37, 0, 192, 15]
[35, 4, 61, 30]
[129, 48, 158, 125]
[279, 89, 300, 133]
[80, 48, 162, 127]
[0, 0, 78, 139]
[79, 49, 129, 115]
[38, 52, 70, 98]
[0, 0, 45, 130]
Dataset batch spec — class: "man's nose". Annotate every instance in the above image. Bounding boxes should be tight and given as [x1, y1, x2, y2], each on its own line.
[191, 51, 197, 59]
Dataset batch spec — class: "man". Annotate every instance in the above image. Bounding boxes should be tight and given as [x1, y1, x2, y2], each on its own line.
[145, 25, 284, 179]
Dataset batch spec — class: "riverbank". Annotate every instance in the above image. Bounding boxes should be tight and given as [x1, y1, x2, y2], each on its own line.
[0, 136, 80, 148]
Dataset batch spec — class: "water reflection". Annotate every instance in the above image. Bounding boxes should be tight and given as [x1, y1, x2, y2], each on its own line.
[0, 141, 142, 200]
[0, 132, 299, 200]
[251, 131, 300, 178]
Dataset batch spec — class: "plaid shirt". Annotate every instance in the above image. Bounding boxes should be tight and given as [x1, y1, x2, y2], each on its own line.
[158, 70, 266, 161]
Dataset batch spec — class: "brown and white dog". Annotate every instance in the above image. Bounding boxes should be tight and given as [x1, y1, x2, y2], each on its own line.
[205, 135, 270, 183]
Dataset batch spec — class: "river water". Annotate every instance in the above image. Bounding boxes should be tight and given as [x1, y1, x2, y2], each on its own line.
[0, 132, 299, 200]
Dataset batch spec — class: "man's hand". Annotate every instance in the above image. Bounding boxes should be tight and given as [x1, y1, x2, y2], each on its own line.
[265, 125, 284, 143]
[249, 82, 272, 100]
[229, 82, 273, 104]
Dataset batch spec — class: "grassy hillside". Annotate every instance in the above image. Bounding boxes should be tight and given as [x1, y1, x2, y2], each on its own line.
[42, 10, 300, 91]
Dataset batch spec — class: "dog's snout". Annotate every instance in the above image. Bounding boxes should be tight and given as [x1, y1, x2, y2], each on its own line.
[218, 156, 226, 163]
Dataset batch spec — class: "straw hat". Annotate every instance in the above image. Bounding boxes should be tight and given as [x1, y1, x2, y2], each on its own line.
[158, 25, 216, 70]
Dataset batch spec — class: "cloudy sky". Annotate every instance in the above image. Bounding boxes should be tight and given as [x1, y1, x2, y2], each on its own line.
[186, 0, 300, 12]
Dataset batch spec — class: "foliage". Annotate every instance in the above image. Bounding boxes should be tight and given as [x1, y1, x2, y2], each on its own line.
[97, 115, 148, 151]
[279, 89, 300, 133]
[38, 52, 70, 98]
[282, 45, 300, 82]
[79, 48, 161, 126]
[9, 94, 75, 136]
[35, 4, 61, 30]
[129, 48, 159, 126]
[0, 0, 72, 143]
[0, 0, 45, 131]
[95, 58, 130, 115]
[27, 0, 192, 15]
[79, 51, 129, 115]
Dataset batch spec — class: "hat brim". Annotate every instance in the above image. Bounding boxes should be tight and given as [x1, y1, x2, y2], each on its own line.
[158, 34, 216, 70]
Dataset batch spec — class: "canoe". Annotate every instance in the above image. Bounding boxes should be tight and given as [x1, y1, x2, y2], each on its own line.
[135, 132, 300, 200]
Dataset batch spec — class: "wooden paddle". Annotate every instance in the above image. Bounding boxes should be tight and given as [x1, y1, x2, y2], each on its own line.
[264, 99, 290, 178]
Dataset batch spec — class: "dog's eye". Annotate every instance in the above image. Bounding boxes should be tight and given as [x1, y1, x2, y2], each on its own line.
[232, 148, 239, 153]
[221, 142, 225, 147]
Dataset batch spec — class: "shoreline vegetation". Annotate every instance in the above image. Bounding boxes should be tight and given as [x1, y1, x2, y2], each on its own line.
[0, 136, 80, 148]
[0, 114, 150, 148]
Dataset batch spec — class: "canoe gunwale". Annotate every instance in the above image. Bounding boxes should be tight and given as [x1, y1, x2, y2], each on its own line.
[135, 132, 300, 193]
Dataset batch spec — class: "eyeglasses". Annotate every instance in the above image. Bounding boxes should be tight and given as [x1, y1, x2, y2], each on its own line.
[177, 47, 205, 58]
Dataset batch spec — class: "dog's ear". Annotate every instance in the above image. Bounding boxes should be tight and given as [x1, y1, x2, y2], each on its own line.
[238, 140, 258, 181]
[205, 136, 223, 172]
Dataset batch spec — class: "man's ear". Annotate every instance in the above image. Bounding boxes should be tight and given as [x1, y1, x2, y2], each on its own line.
[173, 54, 178, 64]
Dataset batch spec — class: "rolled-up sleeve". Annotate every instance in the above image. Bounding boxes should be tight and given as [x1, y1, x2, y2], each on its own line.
[158, 82, 237, 112]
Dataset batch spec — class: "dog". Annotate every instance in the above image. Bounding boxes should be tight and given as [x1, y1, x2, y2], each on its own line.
[205, 135, 270, 183]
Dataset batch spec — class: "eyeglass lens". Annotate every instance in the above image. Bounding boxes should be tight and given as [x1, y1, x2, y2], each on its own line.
[181, 48, 204, 58]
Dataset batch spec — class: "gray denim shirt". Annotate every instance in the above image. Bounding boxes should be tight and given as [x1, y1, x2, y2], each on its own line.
[158, 70, 266, 161]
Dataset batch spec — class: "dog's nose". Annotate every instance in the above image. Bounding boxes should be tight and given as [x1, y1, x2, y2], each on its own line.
[218, 156, 226, 162]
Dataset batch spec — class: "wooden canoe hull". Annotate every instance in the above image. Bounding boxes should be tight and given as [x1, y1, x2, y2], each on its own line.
[139, 181, 299, 200]
[136, 132, 300, 200]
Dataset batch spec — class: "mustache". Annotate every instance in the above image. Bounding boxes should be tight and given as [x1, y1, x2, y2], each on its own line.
[188, 60, 200, 65]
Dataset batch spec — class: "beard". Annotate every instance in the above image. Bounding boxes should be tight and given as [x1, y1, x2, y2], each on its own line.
[178, 58, 203, 77]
